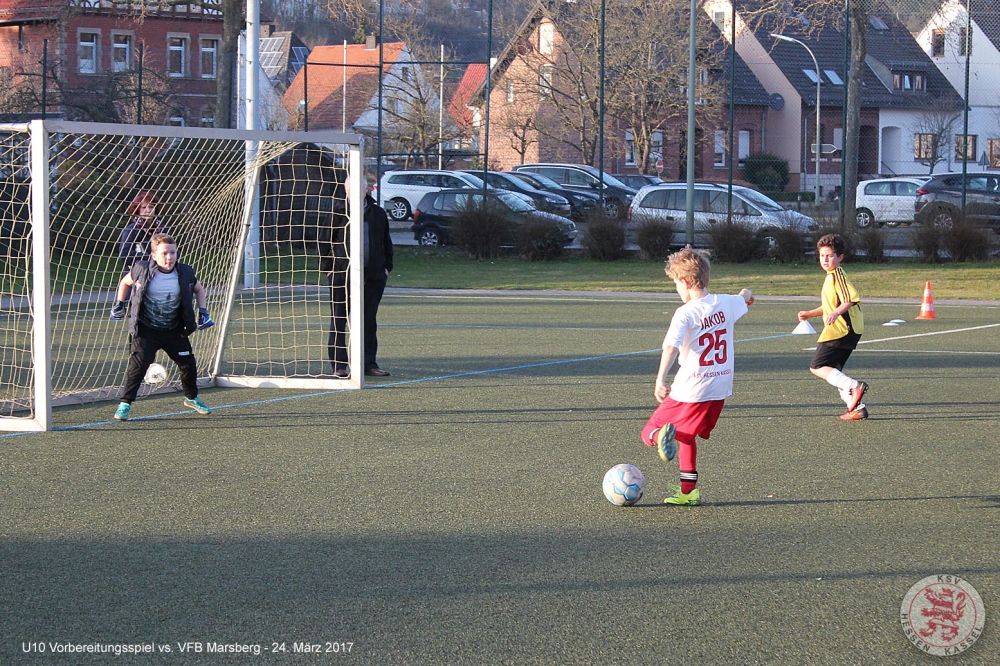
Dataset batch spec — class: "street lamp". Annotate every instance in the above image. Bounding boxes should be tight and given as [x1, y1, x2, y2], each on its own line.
[770, 33, 821, 206]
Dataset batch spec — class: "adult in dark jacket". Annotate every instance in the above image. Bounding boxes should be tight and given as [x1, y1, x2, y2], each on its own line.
[118, 191, 169, 273]
[320, 172, 394, 378]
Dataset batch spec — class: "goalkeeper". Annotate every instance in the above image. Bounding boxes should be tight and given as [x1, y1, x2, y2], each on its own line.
[109, 232, 214, 421]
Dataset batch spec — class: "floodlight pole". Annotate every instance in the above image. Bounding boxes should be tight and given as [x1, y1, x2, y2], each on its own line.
[771, 33, 821, 206]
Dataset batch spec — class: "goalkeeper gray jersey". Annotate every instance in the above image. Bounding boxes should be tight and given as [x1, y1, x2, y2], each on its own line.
[139, 268, 180, 330]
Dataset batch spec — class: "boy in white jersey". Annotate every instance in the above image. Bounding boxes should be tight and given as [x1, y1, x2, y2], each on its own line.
[109, 233, 214, 421]
[641, 246, 754, 506]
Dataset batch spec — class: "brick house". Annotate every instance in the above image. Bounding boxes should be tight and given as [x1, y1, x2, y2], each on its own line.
[466, 2, 771, 180]
[0, 0, 223, 125]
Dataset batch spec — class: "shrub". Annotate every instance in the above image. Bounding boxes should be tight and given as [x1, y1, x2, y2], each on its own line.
[634, 219, 676, 261]
[451, 201, 512, 260]
[742, 153, 790, 193]
[581, 214, 628, 261]
[856, 227, 886, 263]
[812, 218, 858, 262]
[769, 226, 806, 263]
[911, 223, 942, 263]
[706, 221, 763, 263]
[515, 216, 566, 261]
[941, 222, 991, 262]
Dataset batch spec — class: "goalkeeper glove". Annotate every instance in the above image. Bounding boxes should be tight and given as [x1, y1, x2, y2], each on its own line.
[110, 301, 127, 320]
[197, 307, 215, 330]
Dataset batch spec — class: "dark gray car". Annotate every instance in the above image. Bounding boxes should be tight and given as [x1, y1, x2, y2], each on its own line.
[914, 172, 1000, 230]
[461, 170, 572, 218]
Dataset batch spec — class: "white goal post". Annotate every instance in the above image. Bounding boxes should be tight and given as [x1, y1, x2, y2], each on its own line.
[0, 119, 366, 432]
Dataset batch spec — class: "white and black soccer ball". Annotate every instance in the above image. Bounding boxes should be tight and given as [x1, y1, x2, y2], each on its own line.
[602, 463, 645, 506]
[144, 362, 167, 384]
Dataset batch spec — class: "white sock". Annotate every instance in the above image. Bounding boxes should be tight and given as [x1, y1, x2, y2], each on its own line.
[826, 369, 857, 392]
[838, 387, 853, 406]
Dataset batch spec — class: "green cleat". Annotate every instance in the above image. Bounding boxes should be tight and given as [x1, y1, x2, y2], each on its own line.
[664, 485, 700, 506]
[183, 396, 211, 415]
[656, 423, 677, 462]
[113, 402, 131, 421]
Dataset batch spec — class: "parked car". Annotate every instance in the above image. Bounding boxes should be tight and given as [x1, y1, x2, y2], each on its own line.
[461, 170, 572, 218]
[613, 174, 664, 190]
[511, 163, 638, 219]
[375, 170, 488, 221]
[854, 177, 929, 228]
[914, 172, 1000, 230]
[628, 182, 817, 250]
[410, 189, 578, 247]
[506, 171, 601, 222]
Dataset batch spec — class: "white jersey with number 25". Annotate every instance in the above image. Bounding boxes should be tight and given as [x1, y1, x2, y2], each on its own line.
[664, 293, 748, 403]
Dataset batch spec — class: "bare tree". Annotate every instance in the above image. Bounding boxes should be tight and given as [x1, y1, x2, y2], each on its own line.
[911, 98, 962, 174]
[498, 0, 724, 169]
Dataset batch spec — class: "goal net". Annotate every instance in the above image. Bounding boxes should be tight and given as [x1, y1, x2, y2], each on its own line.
[0, 120, 365, 432]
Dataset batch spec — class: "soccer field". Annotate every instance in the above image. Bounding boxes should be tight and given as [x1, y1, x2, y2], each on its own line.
[2, 289, 998, 664]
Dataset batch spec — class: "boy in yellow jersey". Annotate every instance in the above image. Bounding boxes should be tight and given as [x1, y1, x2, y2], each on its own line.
[797, 234, 869, 420]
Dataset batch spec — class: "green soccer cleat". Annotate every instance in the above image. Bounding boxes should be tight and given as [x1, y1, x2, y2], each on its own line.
[113, 402, 131, 421]
[656, 423, 677, 462]
[664, 485, 700, 506]
[183, 396, 211, 415]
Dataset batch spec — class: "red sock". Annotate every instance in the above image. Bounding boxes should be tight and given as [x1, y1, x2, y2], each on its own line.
[678, 439, 698, 494]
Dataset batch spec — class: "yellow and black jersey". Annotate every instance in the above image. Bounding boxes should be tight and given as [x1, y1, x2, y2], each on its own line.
[818, 266, 864, 343]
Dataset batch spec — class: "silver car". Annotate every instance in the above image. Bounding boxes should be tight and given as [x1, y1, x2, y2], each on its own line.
[628, 182, 817, 249]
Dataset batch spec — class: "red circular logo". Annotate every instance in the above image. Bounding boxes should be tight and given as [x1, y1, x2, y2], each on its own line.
[900, 575, 985, 656]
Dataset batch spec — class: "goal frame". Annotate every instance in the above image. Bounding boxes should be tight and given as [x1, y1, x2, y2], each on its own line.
[2, 119, 367, 432]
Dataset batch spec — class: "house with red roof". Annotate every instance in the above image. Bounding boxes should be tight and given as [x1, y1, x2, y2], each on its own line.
[0, 0, 223, 125]
[282, 39, 407, 133]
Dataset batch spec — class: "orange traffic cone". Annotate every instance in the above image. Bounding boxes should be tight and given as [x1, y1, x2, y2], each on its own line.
[916, 281, 936, 320]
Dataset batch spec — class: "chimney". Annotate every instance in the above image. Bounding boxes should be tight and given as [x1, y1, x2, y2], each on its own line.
[365, 34, 378, 50]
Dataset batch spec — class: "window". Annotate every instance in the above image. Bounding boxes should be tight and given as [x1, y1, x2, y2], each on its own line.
[651, 131, 662, 161]
[713, 10, 726, 30]
[955, 134, 977, 161]
[199, 37, 218, 78]
[989, 139, 1000, 168]
[865, 181, 893, 196]
[824, 70, 843, 85]
[539, 22, 555, 55]
[565, 169, 597, 187]
[168, 36, 188, 77]
[803, 69, 820, 84]
[892, 72, 925, 91]
[78, 31, 98, 74]
[738, 130, 751, 166]
[960, 27, 972, 56]
[506, 80, 515, 103]
[833, 127, 844, 153]
[869, 16, 889, 31]
[914, 133, 936, 160]
[112, 33, 131, 72]
[200, 107, 215, 127]
[714, 129, 726, 167]
[624, 130, 635, 166]
[932, 29, 945, 57]
[538, 64, 553, 98]
[169, 116, 185, 127]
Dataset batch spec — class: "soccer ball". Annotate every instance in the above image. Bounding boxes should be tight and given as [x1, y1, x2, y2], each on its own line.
[602, 464, 645, 506]
[144, 362, 167, 384]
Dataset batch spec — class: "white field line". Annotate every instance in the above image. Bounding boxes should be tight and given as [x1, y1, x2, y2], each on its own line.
[804, 322, 1000, 350]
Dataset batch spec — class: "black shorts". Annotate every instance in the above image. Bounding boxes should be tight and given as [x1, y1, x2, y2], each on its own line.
[810, 333, 861, 370]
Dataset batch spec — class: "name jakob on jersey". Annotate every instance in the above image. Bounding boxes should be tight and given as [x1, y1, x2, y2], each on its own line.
[701, 311, 726, 329]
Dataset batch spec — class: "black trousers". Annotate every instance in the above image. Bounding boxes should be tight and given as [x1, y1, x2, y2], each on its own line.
[328, 271, 388, 373]
[121, 322, 199, 403]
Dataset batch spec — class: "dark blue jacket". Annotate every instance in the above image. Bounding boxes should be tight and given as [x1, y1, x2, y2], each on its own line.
[127, 260, 198, 337]
[119, 218, 169, 272]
